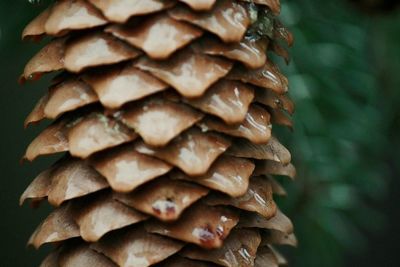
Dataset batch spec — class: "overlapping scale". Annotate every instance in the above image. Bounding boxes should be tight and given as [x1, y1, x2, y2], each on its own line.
[30, 196, 149, 247]
[91, 144, 172, 193]
[200, 104, 272, 144]
[255, 89, 295, 115]
[20, 0, 296, 266]
[135, 128, 231, 176]
[183, 79, 254, 125]
[181, 229, 261, 266]
[106, 14, 203, 59]
[273, 20, 294, 47]
[255, 246, 280, 267]
[205, 176, 277, 219]
[170, 0, 250, 43]
[24, 119, 70, 161]
[22, 32, 141, 81]
[22, 0, 109, 39]
[25, 78, 99, 126]
[68, 113, 138, 158]
[29, 204, 80, 249]
[135, 48, 232, 98]
[22, 38, 66, 82]
[20, 167, 54, 205]
[255, 160, 296, 179]
[179, 0, 217, 11]
[20, 158, 108, 207]
[226, 136, 291, 164]
[91, 227, 184, 267]
[64, 32, 141, 73]
[173, 155, 255, 197]
[260, 230, 298, 247]
[146, 203, 239, 249]
[58, 245, 118, 267]
[268, 175, 288, 196]
[22, 8, 50, 40]
[83, 64, 168, 109]
[270, 108, 293, 129]
[195, 36, 268, 69]
[45, 0, 108, 36]
[73, 194, 148, 242]
[239, 209, 294, 235]
[270, 245, 289, 266]
[88, 0, 175, 23]
[121, 99, 204, 146]
[227, 61, 289, 94]
[114, 177, 209, 221]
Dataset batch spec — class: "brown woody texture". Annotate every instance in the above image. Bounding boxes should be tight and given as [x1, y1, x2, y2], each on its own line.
[20, 0, 296, 266]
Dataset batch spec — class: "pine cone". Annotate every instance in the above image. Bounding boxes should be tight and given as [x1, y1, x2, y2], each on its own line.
[20, 0, 296, 266]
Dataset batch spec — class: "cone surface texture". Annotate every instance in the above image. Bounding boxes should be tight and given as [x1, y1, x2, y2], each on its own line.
[20, 0, 296, 266]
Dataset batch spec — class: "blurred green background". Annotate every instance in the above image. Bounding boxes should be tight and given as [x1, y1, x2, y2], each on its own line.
[0, 0, 399, 266]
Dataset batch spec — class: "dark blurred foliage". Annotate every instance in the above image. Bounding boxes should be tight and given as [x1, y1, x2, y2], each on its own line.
[277, 0, 400, 266]
[0, 1, 55, 266]
[349, 0, 400, 14]
[0, 0, 399, 267]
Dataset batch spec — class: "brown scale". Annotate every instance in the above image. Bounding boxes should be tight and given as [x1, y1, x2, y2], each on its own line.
[120, 98, 204, 146]
[135, 48, 233, 98]
[255, 246, 280, 267]
[194, 36, 268, 69]
[260, 230, 298, 247]
[106, 13, 203, 60]
[183, 79, 255, 125]
[114, 177, 209, 221]
[92, 226, 185, 267]
[134, 128, 232, 176]
[227, 136, 292, 164]
[40, 245, 119, 267]
[204, 176, 277, 219]
[25, 78, 99, 126]
[83, 64, 169, 109]
[173, 155, 255, 197]
[19, 0, 297, 266]
[181, 228, 262, 266]
[171, 0, 251, 43]
[145, 202, 239, 249]
[90, 144, 173, 193]
[199, 104, 272, 144]
[20, 157, 109, 207]
[268, 175, 289, 196]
